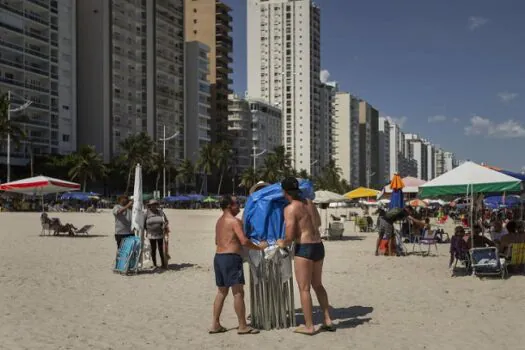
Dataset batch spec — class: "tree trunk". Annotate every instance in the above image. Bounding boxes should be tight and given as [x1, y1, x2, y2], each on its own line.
[82, 175, 87, 193]
[125, 167, 133, 194]
[217, 169, 225, 195]
[199, 174, 205, 194]
[155, 172, 160, 194]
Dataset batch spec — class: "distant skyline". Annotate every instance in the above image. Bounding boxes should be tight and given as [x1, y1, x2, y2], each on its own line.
[227, 0, 525, 172]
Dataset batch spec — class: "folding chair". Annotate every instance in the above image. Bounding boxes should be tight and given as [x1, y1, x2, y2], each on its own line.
[74, 225, 94, 235]
[415, 229, 439, 256]
[506, 243, 525, 274]
[470, 247, 507, 279]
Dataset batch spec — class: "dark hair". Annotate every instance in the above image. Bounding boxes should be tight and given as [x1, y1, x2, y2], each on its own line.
[220, 195, 234, 210]
[285, 189, 302, 201]
[506, 221, 517, 234]
[454, 226, 465, 236]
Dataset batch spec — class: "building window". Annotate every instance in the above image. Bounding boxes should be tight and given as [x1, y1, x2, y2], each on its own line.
[62, 134, 70, 142]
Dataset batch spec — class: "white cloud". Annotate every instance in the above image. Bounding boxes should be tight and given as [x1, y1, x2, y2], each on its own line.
[468, 16, 488, 31]
[386, 116, 408, 128]
[428, 115, 447, 123]
[498, 92, 518, 103]
[465, 115, 525, 138]
[320, 69, 330, 83]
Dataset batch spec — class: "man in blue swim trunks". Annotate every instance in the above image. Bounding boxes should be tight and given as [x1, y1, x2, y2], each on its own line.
[277, 177, 334, 335]
[210, 195, 268, 335]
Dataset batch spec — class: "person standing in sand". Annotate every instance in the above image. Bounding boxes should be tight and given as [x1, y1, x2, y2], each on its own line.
[277, 177, 334, 335]
[112, 195, 133, 248]
[210, 195, 267, 335]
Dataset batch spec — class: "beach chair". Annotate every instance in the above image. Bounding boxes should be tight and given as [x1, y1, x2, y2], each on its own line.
[114, 236, 141, 275]
[74, 225, 94, 235]
[506, 243, 525, 274]
[326, 221, 344, 240]
[470, 247, 507, 279]
[414, 229, 439, 256]
[40, 213, 52, 236]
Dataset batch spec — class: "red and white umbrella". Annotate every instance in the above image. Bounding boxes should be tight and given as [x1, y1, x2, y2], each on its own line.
[0, 176, 80, 195]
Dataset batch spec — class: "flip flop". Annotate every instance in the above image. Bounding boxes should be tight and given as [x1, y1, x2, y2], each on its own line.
[293, 326, 317, 336]
[208, 326, 228, 334]
[320, 324, 336, 332]
[238, 327, 260, 335]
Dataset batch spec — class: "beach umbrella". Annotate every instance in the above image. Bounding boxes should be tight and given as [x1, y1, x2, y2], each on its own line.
[409, 199, 428, 208]
[60, 192, 99, 201]
[389, 174, 405, 209]
[203, 196, 218, 203]
[313, 190, 345, 204]
[344, 187, 380, 200]
[0, 175, 80, 195]
[131, 164, 144, 234]
[187, 194, 204, 201]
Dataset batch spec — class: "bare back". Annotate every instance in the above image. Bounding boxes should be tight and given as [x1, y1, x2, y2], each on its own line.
[284, 199, 321, 244]
[215, 214, 243, 254]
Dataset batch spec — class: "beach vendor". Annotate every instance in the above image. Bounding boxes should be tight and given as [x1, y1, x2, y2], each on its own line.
[210, 195, 267, 335]
[112, 195, 133, 248]
[144, 199, 168, 269]
[277, 177, 334, 335]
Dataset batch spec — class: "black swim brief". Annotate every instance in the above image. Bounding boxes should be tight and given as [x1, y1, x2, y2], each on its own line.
[213, 253, 245, 287]
[294, 242, 325, 262]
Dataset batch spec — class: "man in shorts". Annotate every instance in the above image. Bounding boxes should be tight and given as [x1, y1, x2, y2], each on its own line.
[210, 195, 267, 335]
[112, 195, 133, 248]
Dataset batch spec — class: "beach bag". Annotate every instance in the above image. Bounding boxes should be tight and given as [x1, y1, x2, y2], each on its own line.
[114, 236, 141, 274]
[385, 208, 404, 221]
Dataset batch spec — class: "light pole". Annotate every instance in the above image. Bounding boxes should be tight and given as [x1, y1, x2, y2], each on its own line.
[159, 125, 180, 199]
[6, 91, 32, 182]
[252, 143, 267, 172]
[366, 170, 376, 188]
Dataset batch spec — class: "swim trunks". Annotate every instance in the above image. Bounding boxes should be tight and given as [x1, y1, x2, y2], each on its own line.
[214, 253, 245, 287]
[294, 242, 325, 262]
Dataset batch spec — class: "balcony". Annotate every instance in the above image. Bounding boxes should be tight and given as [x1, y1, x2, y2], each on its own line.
[26, 0, 49, 10]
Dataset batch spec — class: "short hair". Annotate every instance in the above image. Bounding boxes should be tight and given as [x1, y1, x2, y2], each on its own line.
[220, 195, 234, 210]
[117, 195, 128, 202]
[506, 221, 517, 234]
[454, 226, 465, 235]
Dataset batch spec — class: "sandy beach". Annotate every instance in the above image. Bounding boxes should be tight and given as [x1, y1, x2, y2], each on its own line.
[1, 209, 524, 350]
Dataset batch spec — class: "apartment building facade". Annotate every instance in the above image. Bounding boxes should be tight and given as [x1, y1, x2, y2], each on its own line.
[405, 133, 428, 180]
[358, 100, 379, 187]
[77, 0, 185, 163]
[185, 0, 232, 143]
[319, 80, 337, 173]
[185, 41, 211, 163]
[0, 0, 77, 172]
[378, 116, 390, 184]
[248, 96, 282, 170]
[247, 0, 322, 175]
[228, 94, 252, 173]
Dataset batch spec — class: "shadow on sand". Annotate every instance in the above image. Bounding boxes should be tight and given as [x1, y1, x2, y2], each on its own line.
[295, 305, 373, 329]
[137, 263, 197, 275]
[39, 234, 108, 238]
[339, 236, 366, 241]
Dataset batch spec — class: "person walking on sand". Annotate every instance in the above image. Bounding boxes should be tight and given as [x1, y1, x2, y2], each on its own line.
[144, 200, 168, 269]
[112, 195, 133, 249]
[277, 177, 335, 335]
[210, 195, 268, 335]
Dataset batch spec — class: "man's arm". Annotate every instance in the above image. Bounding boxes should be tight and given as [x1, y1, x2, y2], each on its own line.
[114, 202, 132, 215]
[278, 206, 296, 248]
[307, 199, 322, 228]
[232, 219, 267, 251]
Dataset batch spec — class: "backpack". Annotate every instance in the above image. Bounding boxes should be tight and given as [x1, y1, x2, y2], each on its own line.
[385, 208, 405, 221]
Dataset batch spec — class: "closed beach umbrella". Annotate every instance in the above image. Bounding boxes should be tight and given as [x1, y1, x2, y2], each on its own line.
[131, 164, 144, 234]
[389, 174, 405, 209]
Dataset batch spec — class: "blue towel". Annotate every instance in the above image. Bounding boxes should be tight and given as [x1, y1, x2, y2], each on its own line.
[243, 179, 315, 244]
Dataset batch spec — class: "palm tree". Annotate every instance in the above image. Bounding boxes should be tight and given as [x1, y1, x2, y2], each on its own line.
[176, 159, 195, 193]
[298, 169, 310, 180]
[315, 158, 343, 192]
[262, 154, 280, 183]
[150, 152, 171, 194]
[215, 141, 232, 195]
[119, 133, 155, 194]
[239, 167, 258, 192]
[272, 145, 294, 178]
[196, 143, 216, 194]
[0, 93, 26, 145]
[67, 145, 107, 192]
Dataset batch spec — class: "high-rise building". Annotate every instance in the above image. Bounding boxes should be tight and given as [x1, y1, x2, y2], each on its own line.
[405, 134, 428, 180]
[185, 0, 232, 143]
[333, 92, 360, 187]
[319, 81, 337, 174]
[378, 117, 390, 184]
[426, 142, 435, 180]
[185, 41, 211, 163]
[389, 122, 402, 178]
[248, 97, 282, 170]
[435, 149, 456, 176]
[77, 0, 185, 163]
[0, 0, 77, 171]
[228, 94, 252, 173]
[247, 0, 321, 175]
[358, 100, 379, 187]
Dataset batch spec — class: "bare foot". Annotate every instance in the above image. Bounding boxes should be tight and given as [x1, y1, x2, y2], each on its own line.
[237, 326, 260, 335]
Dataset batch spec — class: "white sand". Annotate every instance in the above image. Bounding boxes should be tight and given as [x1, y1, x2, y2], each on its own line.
[1, 209, 524, 350]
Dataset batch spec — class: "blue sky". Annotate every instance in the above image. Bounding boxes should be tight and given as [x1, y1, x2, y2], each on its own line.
[228, 0, 525, 172]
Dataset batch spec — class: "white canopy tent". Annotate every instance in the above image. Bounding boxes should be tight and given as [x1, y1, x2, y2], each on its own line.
[313, 190, 345, 235]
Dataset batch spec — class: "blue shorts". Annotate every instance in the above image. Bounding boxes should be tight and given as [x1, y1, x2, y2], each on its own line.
[214, 253, 245, 287]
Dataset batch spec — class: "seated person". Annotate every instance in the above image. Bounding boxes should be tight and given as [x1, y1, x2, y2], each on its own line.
[375, 209, 407, 256]
[467, 224, 495, 248]
[498, 221, 525, 257]
[449, 226, 469, 268]
[490, 220, 508, 243]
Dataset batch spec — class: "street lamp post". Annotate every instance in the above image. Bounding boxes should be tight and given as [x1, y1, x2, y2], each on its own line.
[159, 125, 180, 199]
[252, 143, 267, 172]
[6, 91, 32, 182]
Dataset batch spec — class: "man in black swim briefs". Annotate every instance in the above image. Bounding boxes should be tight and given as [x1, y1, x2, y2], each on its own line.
[277, 177, 334, 335]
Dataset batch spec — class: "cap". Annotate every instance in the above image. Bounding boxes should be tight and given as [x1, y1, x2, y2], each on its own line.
[281, 177, 299, 192]
[148, 199, 159, 205]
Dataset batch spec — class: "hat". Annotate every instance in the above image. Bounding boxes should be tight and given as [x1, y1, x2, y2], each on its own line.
[148, 199, 159, 206]
[249, 181, 269, 194]
[281, 177, 299, 192]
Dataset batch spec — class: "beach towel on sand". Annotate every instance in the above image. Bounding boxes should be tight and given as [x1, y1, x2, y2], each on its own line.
[243, 179, 314, 245]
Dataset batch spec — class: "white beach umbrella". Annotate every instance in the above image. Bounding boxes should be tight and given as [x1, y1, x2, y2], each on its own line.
[313, 190, 345, 204]
[131, 164, 144, 234]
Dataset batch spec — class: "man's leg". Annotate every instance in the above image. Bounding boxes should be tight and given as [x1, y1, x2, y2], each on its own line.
[231, 284, 249, 331]
[211, 287, 229, 331]
[375, 234, 382, 255]
[312, 259, 333, 327]
[294, 256, 315, 333]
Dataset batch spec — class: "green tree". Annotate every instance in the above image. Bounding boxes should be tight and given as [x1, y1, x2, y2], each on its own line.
[261, 155, 280, 183]
[298, 169, 310, 180]
[215, 141, 232, 195]
[315, 159, 344, 192]
[196, 143, 216, 194]
[119, 133, 155, 194]
[0, 93, 26, 145]
[67, 145, 106, 192]
[150, 151, 172, 194]
[239, 167, 258, 192]
[176, 159, 195, 193]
